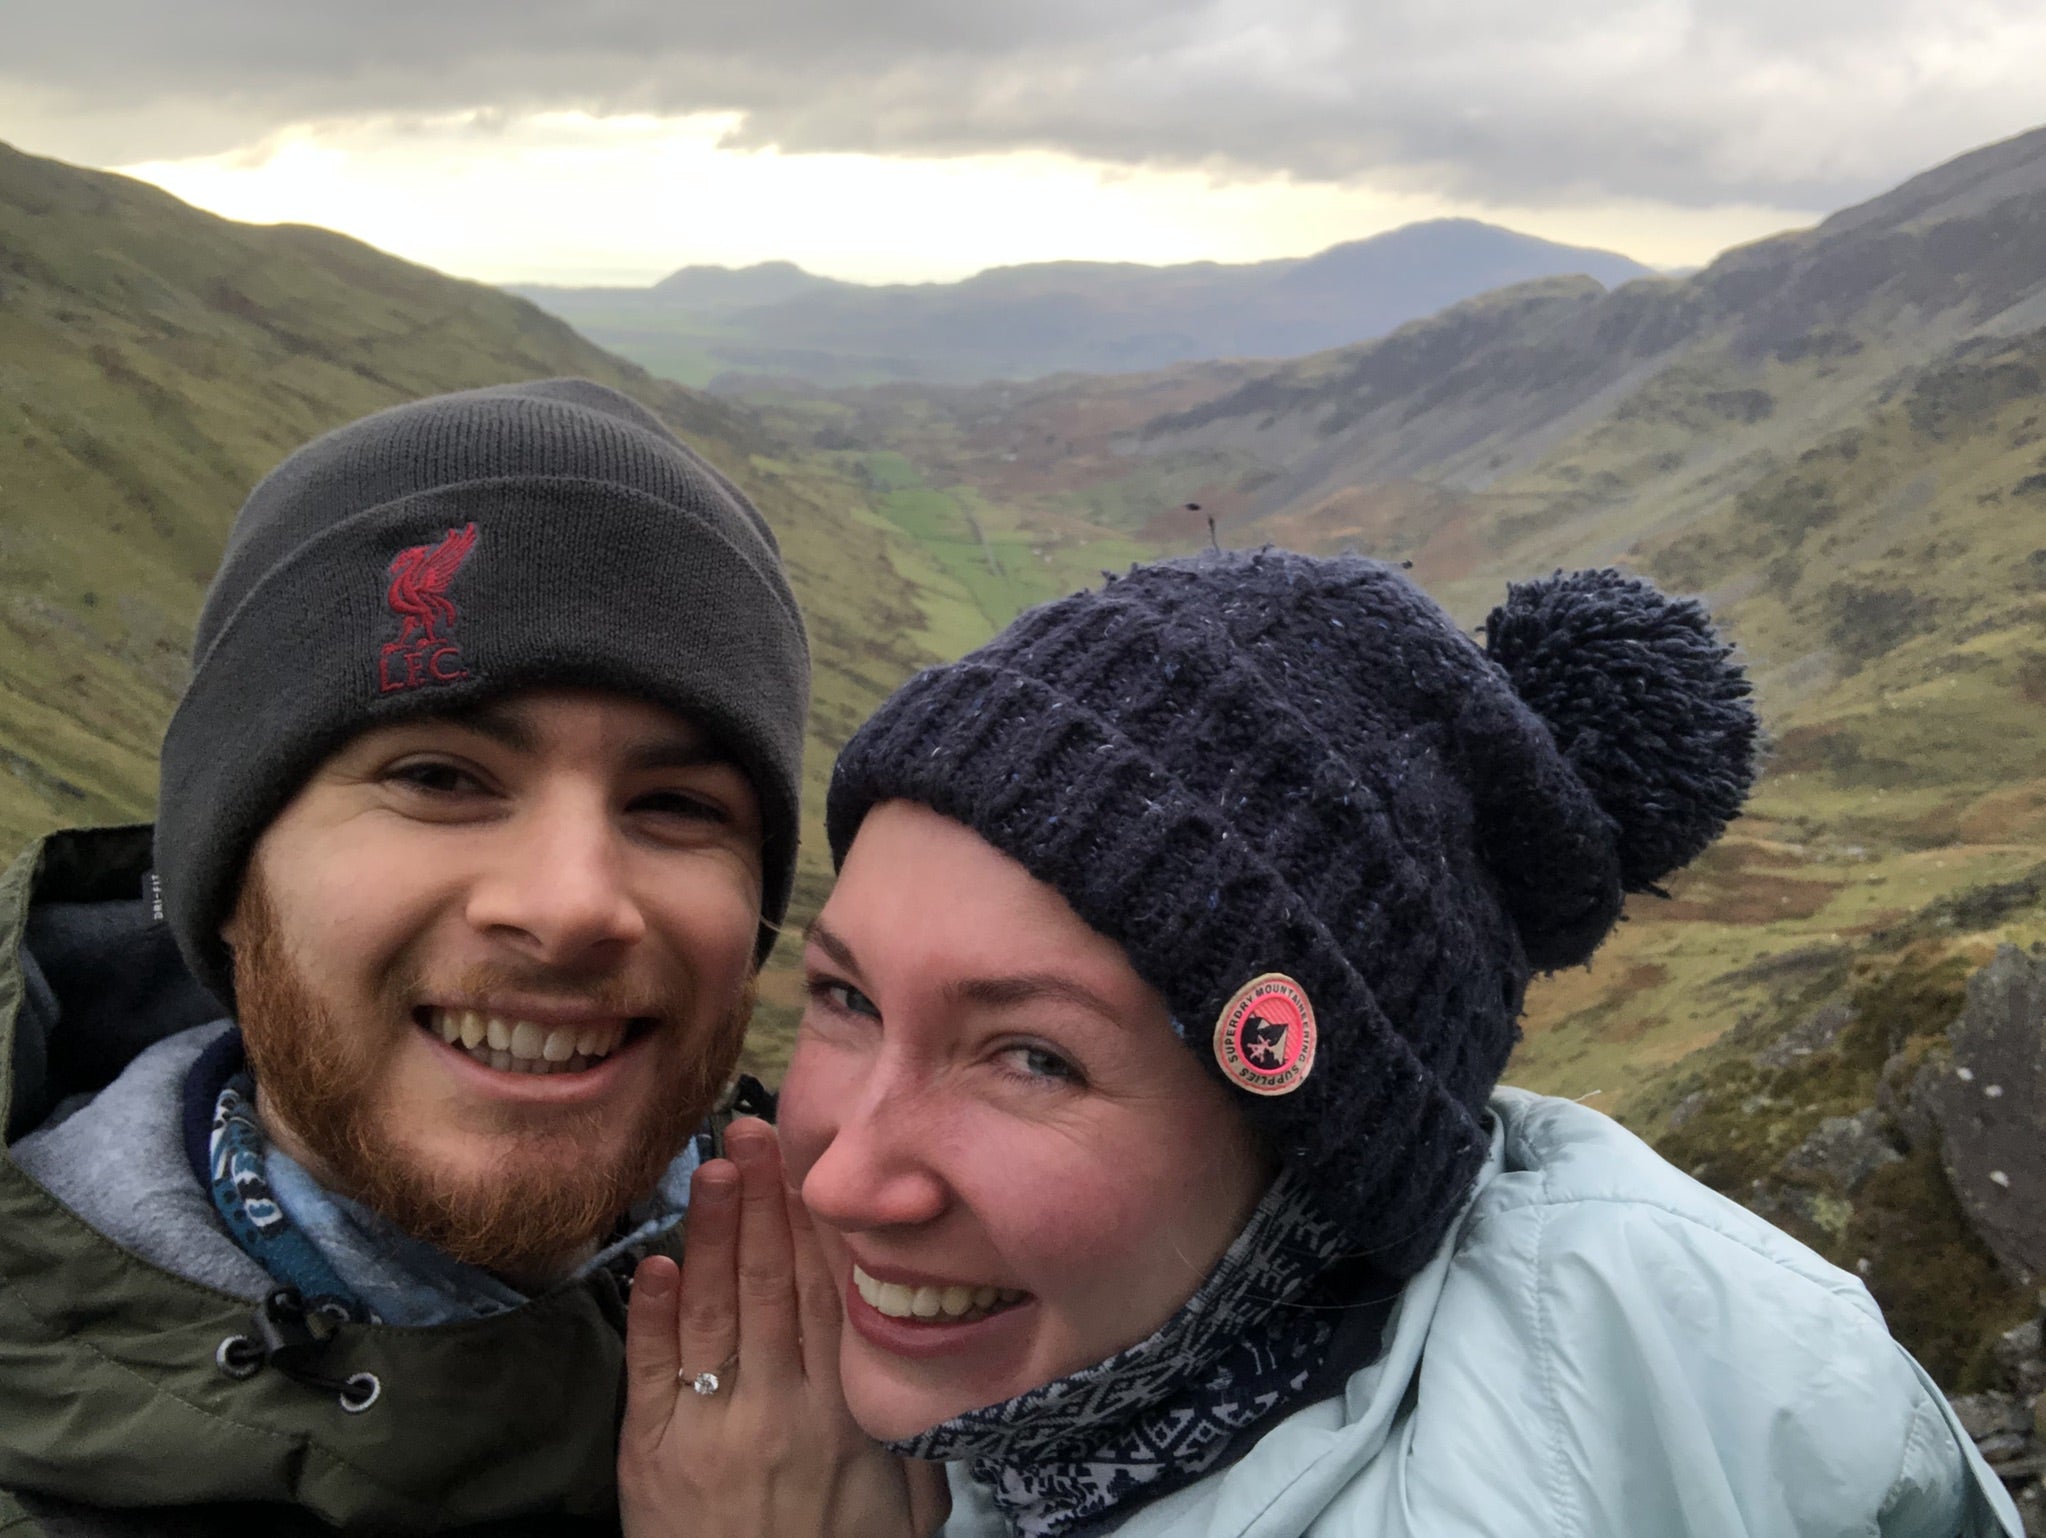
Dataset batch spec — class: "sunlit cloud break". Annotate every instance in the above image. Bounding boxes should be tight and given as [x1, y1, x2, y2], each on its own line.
[115, 110, 1809, 286]
[7, 0, 2038, 286]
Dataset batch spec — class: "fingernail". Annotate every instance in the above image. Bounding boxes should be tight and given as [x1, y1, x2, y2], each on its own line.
[634, 1257, 677, 1297]
[693, 1161, 740, 1197]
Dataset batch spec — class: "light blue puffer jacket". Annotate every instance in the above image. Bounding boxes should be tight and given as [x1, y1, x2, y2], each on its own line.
[943, 1089, 2021, 1537]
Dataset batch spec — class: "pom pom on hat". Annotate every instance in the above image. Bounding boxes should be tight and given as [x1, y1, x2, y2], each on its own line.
[1484, 568, 1759, 895]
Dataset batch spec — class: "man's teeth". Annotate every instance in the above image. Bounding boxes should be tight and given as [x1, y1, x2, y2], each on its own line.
[429, 1009, 627, 1076]
[852, 1264, 1026, 1321]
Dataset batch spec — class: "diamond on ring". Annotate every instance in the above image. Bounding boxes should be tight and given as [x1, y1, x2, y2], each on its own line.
[680, 1352, 737, 1395]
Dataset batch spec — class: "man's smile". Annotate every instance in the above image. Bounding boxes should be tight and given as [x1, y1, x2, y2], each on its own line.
[421, 1005, 646, 1076]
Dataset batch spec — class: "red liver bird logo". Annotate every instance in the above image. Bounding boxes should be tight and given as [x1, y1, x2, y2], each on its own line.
[379, 523, 479, 694]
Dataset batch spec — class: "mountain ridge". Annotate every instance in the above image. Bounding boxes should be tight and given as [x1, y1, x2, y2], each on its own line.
[510, 219, 1654, 386]
[1089, 122, 2046, 534]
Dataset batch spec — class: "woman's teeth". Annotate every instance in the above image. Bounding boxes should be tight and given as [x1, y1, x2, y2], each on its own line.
[428, 1008, 626, 1076]
[852, 1264, 1026, 1322]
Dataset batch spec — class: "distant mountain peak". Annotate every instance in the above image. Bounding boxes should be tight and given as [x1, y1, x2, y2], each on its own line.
[642, 260, 843, 311]
[653, 258, 814, 286]
[517, 221, 1660, 387]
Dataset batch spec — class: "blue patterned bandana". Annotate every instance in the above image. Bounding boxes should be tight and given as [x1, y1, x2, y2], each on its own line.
[893, 1173, 1382, 1538]
[187, 1029, 701, 1327]
[208, 1068, 375, 1323]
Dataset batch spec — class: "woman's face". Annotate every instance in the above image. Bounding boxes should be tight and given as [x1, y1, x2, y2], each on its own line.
[778, 800, 1273, 1441]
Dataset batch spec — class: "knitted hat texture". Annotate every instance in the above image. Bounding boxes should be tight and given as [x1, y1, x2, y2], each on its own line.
[158, 379, 810, 1003]
[827, 549, 1754, 1274]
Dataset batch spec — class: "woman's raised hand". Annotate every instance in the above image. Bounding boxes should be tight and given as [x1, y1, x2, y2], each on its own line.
[619, 1117, 950, 1538]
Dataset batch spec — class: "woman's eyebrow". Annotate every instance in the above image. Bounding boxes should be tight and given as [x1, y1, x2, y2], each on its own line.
[804, 918, 861, 975]
[804, 921, 1122, 1025]
[945, 974, 1122, 1026]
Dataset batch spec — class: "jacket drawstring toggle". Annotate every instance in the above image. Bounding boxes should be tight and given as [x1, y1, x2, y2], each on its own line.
[215, 1287, 381, 1413]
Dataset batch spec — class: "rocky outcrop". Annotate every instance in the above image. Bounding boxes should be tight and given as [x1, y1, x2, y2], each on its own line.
[1781, 1107, 1904, 1193]
[1652, 939, 2046, 1529]
[1916, 947, 2046, 1532]
[1950, 1311, 2046, 1534]
[1754, 998, 1857, 1070]
[1922, 947, 2046, 1282]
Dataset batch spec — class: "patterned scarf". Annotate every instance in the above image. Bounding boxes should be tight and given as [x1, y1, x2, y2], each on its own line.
[207, 1067, 376, 1323]
[892, 1173, 1372, 1538]
[188, 1029, 700, 1327]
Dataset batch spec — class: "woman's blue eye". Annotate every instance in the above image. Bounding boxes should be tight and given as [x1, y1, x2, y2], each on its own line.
[820, 981, 880, 1019]
[1014, 1046, 1079, 1083]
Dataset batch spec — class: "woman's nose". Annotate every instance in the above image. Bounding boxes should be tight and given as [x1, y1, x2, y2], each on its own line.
[798, 1090, 951, 1234]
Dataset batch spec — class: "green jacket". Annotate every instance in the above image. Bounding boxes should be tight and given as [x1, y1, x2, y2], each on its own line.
[0, 827, 662, 1535]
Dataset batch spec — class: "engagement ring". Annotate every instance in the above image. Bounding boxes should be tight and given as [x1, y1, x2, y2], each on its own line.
[681, 1353, 739, 1396]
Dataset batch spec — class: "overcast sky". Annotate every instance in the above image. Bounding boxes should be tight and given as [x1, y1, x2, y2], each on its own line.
[5, 0, 2042, 284]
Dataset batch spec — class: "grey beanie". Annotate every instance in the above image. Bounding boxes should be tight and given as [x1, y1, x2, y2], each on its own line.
[157, 379, 810, 1004]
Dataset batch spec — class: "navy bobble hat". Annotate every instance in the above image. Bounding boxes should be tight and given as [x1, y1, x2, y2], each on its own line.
[158, 379, 810, 1005]
[827, 549, 1756, 1275]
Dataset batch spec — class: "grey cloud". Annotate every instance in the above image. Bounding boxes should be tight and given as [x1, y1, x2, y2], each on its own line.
[5, 0, 2042, 209]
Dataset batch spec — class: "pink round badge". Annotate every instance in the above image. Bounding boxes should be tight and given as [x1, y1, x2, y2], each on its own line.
[1212, 973, 1317, 1096]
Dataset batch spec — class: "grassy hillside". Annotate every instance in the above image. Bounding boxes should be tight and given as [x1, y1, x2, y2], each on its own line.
[0, 140, 1069, 1071]
[778, 127, 2046, 1115]
[1498, 329, 2046, 1111]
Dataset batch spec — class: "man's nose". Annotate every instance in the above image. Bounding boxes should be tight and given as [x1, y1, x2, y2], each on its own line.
[464, 790, 647, 964]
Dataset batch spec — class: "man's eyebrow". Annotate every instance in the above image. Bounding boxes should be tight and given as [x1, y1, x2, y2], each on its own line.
[623, 735, 735, 774]
[421, 703, 732, 772]
[438, 700, 536, 754]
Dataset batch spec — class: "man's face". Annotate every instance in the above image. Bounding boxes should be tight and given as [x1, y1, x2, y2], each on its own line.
[224, 687, 764, 1283]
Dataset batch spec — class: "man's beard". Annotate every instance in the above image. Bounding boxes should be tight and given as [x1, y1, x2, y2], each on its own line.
[228, 873, 751, 1281]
